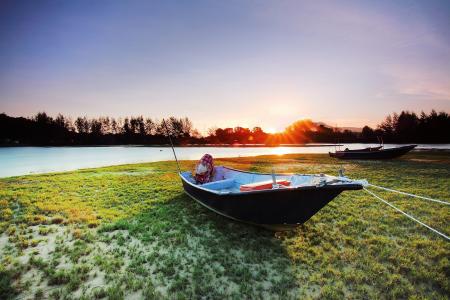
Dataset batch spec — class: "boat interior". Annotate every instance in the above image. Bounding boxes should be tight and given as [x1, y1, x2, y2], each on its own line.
[181, 166, 351, 193]
[340, 146, 383, 152]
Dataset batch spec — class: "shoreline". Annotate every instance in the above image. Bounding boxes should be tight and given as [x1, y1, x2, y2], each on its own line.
[1, 149, 449, 179]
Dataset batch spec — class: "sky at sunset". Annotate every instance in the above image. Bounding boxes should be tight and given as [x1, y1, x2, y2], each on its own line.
[0, 0, 449, 133]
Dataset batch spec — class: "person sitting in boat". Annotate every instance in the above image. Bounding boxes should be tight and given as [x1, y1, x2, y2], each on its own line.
[193, 154, 215, 184]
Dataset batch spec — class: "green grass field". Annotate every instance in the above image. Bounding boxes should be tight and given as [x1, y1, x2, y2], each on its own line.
[0, 152, 449, 299]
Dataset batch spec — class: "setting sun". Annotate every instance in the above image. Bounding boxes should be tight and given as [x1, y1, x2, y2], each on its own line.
[265, 128, 278, 134]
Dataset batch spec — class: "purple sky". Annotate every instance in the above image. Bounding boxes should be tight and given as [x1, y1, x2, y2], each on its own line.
[0, 0, 449, 132]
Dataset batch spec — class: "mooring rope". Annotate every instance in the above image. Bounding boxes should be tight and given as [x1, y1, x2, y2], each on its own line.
[368, 183, 450, 206]
[363, 187, 449, 241]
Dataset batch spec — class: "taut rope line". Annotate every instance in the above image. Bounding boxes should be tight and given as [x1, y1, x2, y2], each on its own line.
[363, 188, 449, 241]
[368, 183, 449, 206]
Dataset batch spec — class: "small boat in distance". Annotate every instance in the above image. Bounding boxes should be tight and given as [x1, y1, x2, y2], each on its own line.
[180, 166, 363, 230]
[329, 144, 417, 159]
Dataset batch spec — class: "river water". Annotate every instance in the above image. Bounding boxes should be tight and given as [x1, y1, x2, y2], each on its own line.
[0, 144, 448, 178]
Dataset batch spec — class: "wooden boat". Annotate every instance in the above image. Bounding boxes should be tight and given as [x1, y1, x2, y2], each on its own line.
[180, 166, 363, 230]
[329, 144, 417, 159]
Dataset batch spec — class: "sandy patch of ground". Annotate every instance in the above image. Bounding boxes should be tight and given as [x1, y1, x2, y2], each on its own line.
[408, 158, 440, 163]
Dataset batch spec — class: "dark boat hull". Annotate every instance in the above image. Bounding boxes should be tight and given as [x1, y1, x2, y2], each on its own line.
[181, 177, 361, 227]
[329, 145, 417, 160]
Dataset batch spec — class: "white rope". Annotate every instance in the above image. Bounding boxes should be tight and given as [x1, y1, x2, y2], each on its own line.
[363, 188, 449, 241]
[367, 183, 449, 206]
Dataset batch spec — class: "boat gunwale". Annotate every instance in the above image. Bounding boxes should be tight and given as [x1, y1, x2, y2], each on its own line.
[179, 166, 362, 196]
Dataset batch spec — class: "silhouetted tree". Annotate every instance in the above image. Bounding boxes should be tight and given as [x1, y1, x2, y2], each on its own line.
[54, 114, 67, 130]
[100, 117, 111, 134]
[361, 126, 375, 141]
[123, 118, 131, 135]
[34, 112, 53, 125]
[90, 119, 103, 136]
[145, 118, 156, 135]
[137, 116, 146, 136]
[75, 117, 89, 134]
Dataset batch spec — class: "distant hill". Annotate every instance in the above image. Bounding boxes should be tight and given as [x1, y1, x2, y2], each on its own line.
[337, 126, 363, 133]
[315, 122, 363, 133]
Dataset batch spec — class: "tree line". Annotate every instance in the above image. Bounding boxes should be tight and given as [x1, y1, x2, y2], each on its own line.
[362, 110, 450, 143]
[0, 113, 198, 145]
[0, 110, 449, 146]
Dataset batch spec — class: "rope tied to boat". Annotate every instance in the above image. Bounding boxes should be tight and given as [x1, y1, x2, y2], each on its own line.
[363, 187, 449, 241]
[367, 183, 450, 206]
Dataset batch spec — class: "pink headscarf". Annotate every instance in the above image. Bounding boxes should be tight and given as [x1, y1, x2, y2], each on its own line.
[194, 154, 214, 184]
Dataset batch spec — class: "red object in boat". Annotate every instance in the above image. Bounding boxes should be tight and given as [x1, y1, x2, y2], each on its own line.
[240, 180, 290, 192]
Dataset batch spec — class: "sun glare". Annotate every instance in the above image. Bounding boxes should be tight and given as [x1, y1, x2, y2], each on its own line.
[266, 128, 278, 134]
[271, 147, 289, 156]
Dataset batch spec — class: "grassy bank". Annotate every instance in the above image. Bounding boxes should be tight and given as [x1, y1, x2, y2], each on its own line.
[0, 152, 449, 299]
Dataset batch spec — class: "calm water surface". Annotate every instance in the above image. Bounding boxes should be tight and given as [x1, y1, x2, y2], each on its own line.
[0, 144, 448, 178]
